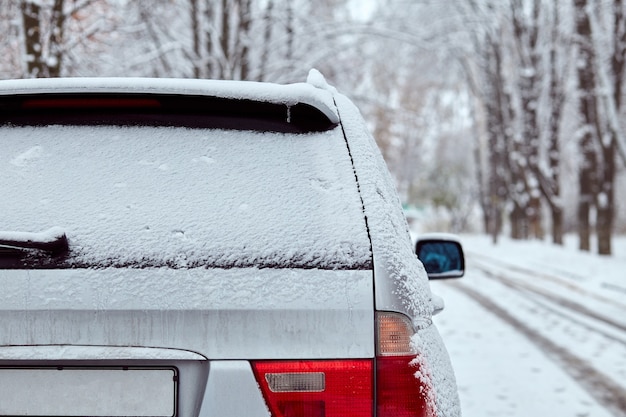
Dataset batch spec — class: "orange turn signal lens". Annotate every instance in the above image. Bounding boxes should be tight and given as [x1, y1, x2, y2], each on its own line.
[376, 312, 415, 356]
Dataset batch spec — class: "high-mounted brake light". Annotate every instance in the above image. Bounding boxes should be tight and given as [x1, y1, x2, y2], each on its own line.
[376, 312, 436, 417]
[21, 97, 161, 109]
[252, 360, 373, 417]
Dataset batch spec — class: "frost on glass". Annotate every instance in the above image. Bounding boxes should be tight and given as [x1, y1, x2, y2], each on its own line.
[1, 125, 370, 270]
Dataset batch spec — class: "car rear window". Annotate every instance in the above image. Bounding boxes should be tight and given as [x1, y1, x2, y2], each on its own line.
[1, 123, 372, 270]
[0, 94, 337, 133]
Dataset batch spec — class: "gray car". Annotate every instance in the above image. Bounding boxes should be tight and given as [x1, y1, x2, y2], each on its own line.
[0, 71, 463, 417]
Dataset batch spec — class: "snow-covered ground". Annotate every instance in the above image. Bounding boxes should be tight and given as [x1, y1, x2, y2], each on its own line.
[430, 234, 626, 417]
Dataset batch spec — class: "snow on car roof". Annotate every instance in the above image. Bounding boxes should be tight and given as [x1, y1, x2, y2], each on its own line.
[0, 77, 340, 125]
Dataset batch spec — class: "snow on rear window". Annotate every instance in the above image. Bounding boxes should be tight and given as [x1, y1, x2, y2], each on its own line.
[1, 124, 371, 269]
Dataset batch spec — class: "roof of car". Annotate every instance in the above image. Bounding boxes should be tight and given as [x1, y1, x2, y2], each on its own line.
[0, 77, 340, 126]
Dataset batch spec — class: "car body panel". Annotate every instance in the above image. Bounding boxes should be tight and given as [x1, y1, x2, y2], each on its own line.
[0, 268, 374, 359]
[200, 361, 270, 417]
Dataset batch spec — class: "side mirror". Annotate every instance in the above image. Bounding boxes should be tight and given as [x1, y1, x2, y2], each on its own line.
[415, 234, 465, 279]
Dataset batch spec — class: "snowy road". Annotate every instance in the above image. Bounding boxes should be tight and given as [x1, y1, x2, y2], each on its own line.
[430, 235, 626, 417]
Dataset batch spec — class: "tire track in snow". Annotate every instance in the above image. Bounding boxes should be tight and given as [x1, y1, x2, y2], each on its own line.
[447, 280, 626, 417]
[473, 262, 626, 340]
[468, 252, 626, 312]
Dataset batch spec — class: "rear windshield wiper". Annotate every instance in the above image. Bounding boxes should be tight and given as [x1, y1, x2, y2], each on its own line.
[0, 227, 69, 256]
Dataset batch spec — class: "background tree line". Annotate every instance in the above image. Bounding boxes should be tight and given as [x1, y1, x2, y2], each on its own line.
[454, 0, 626, 256]
[1, 0, 625, 255]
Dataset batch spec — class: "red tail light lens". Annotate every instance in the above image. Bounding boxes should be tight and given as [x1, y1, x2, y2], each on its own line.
[252, 360, 373, 417]
[376, 356, 435, 417]
[376, 312, 436, 417]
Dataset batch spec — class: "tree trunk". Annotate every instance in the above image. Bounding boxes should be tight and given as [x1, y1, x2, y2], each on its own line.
[597, 204, 613, 255]
[21, 0, 66, 78]
[596, 138, 616, 255]
[258, 0, 274, 81]
[548, 0, 564, 245]
[551, 205, 563, 245]
[512, 0, 543, 240]
[529, 200, 543, 240]
[48, 0, 65, 77]
[237, 0, 252, 80]
[205, 0, 214, 78]
[472, 114, 490, 235]
[219, 0, 231, 78]
[574, 0, 599, 252]
[483, 35, 509, 244]
[510, 204, 526, 240]
[190, 0, 201, 78]
[578, 198, 592, 251]
[595, 0, 626, 255]
[21, 1, 42, 77]
[286, 1, 294, 63]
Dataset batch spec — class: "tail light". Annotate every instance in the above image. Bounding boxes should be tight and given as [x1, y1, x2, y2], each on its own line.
[251, 312, 435, 417]
[376, 312, 436, 417]
[252, 360, 373, 417]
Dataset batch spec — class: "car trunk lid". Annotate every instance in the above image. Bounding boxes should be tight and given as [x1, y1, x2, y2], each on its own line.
[0, 267, 374, 359]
